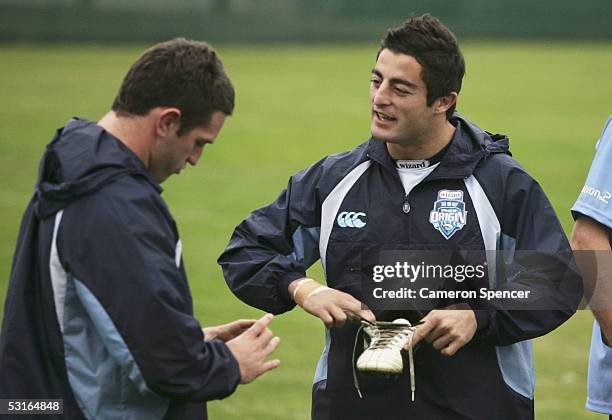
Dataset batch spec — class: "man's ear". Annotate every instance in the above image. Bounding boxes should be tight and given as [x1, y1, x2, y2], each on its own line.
[156, 108, 182, 137]
[433, 92, 458, 115]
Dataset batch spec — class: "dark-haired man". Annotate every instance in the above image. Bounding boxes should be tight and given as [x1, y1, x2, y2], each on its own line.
[219, 15, 581, 419]
[0, 38, 280, 419]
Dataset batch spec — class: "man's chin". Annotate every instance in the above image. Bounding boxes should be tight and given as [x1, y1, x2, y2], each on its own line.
[154, 172, 170, 184]
[371, 127, 394, 143]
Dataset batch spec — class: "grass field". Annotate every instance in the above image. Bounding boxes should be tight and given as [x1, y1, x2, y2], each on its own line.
[1, 42, 612, 419]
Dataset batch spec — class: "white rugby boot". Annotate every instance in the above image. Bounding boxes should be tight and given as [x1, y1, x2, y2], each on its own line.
[353, 318, 418, 400]
[356, 318, 415, 374]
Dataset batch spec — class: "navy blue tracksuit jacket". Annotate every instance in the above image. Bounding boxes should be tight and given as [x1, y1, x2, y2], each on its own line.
[219, 113, 582, 419]
[0, 119, 240, 419]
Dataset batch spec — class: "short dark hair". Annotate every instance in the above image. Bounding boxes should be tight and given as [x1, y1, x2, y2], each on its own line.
[112, 38, 235, 135]
[379, 14, 465, 119]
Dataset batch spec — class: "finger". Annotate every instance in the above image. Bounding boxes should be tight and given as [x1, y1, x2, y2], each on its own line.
[413, 318, 436, 341]
[408, 334, 419, 349]
[319, 312, 334, 328]
[340, 295, 366, 314]
[427, 325, 446, 342]
[257, 328, 273, 347]
[262, 336, 281, 357]
[410, 326, 427, 347]
[328, 306, 347, 326]
[345, 311, 360, 324]
[225, 321, 253, 339]
[259, 359, 281, 376]
[432, 334, 453, 351]
[345, 308, 375, 324]
[233, 325, 252, 336]
[232, 319, 256, 331]
[357, 309, 376, 324]
[246, 313, 274, 337]
[247, 358, 281, 384]
[441, 340, 463, 357]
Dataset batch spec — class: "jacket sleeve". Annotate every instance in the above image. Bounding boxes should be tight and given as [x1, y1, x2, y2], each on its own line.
[58, 180, 240, 402]
[218, 160, 326, 314]
[473, 165, 583, 346]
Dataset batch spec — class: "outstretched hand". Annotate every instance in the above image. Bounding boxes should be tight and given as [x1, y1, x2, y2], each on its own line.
[226, 313, 281, 384]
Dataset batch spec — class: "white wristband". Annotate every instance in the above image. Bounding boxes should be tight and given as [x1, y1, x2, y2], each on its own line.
[292, 278, 316, 300]
[307, 286, 330, 298]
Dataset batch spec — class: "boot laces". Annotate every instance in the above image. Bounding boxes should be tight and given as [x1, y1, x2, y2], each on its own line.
[352, 320, 417, 401]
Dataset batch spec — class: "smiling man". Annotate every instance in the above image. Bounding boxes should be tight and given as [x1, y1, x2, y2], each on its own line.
[218, 15, 581, 419]
[0, 38, 280, 420]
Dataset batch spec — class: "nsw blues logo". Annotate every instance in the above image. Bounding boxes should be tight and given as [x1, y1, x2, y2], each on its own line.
[429, 190, 467, 239]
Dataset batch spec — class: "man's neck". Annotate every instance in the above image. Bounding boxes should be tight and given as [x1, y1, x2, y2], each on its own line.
[386, 120, 456, 161]
[98, 111, 153, 167]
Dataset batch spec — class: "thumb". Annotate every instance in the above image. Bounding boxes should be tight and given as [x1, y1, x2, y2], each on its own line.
[409, 326, 425, 348]
[356, 309, 376, 324]
[411, 317, 436, 347]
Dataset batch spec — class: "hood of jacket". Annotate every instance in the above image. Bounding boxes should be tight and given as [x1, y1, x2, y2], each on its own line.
[33, 118, 160, 219]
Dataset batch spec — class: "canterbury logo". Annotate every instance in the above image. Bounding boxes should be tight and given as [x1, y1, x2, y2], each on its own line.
[337, 211, 367, 228]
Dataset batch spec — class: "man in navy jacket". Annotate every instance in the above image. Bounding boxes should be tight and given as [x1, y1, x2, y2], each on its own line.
[0, 38, 280, 419]
[219, 15, 582, 419]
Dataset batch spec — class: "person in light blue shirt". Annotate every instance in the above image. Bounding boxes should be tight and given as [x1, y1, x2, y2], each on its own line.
[572, 115, 612, 419]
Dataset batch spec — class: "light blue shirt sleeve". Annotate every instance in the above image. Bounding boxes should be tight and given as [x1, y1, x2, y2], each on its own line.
[572, 116, 612, 229]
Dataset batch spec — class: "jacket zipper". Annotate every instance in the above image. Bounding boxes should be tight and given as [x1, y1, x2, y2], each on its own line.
[403, 195, 411, 213]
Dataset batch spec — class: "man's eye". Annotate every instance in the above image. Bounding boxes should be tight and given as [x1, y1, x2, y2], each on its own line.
[371, 79, 381, 85]
[395, 88, 410, 95]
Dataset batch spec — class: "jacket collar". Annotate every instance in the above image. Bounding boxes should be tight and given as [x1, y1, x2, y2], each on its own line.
[365, 112, 510, 181]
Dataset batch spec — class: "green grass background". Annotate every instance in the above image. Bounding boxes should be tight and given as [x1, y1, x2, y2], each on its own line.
[1, 42, 612, 419]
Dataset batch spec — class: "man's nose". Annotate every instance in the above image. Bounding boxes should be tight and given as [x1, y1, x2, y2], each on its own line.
[187, 148, 203, 166]
[372, 83, 392, 106]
